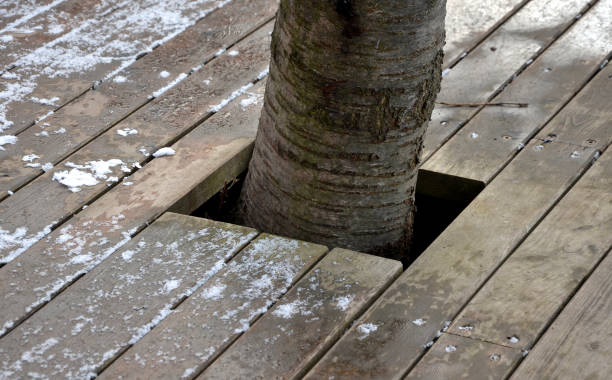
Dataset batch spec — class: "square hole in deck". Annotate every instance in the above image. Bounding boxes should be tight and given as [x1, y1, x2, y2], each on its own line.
[190, 169, 483, 267]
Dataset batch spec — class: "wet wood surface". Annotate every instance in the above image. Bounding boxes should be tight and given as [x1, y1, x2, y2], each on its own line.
[0, 0, 610, 379]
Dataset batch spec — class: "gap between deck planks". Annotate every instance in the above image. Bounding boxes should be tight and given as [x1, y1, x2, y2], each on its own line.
[0, 22, 273, 265]
[0, 81, 266, 338]
[0, 0, 277, 198]
[421, 0, 597, 165]
[406, 148, 612, 379]
[510, 247, 612, 379]
[422, 0, 611, 188]
[0, 0, 534, 265]
[0, 0, 241, 136]
[304, 140, 600, 379]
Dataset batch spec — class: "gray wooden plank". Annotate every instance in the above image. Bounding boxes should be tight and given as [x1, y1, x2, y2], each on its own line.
[421, 0, 611, 185]
[447, 150, 612, 348]
[0, 23, 271, 265]
[0, 0, 118, 71]
[443, 0, 528, 67]
[0, 81, 265, 338]
[0, 0, 276, 196]
[404, 333, 523, 380]
[304, 140, 597, 380]
[199, 248, 403, 379]
[0, 0, 235, 136]
[536, 60, 612, 150]
[0, 212, 258, 379]
[510, 249, 612, 380]
[421, 0, 593, 162]
[101, 234, 328, 380]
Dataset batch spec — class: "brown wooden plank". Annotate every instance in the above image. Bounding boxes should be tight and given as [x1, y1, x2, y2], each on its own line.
[0, 81, 264, 338]
[0, 0, 67, 31]
[101, 233, 328, 380]
[421, 0, 593, 162]
[405, 334, 523, 380]
[304, 140, 597, 380]
[421, 0, 611, 185]
[199, 248, 402, 379]
[0, 0, 237, 135]
[0, 0, 118, 71]
[510, 249, 612, 380]
[447, 150, 612, 348]
[0, 212, 258, 378]
[0, 24, 271, 264]
[443, 0, 528, 67]
[536, 60, 612, 150]
[0, 0, 276, 198]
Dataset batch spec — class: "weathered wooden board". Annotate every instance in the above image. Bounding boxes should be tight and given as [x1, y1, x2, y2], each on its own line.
[510, 249, 612, 380]
[536, 61, 612, 150]
[405, 333, 523, 380]
[0, 0, 236, 135]
[443, 0, 528, 67]
[0, 82, 264, 338]
[421, 0, 593, 162]
[447, 150, 612, 348]
[0, 23, 271, 264]
[0, 0, 67, 31]
[0, 0, 276, 196]
[0, 0, 118, 71]
[0, 212, 258, 378]
[101, 234, 328, 379]
[304, 140, 597, 379]
[421, 0, 611, 185]
[200, 248, 403, 379]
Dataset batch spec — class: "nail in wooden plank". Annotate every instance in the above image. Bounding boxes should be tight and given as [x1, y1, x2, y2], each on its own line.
[305, 140, 597, 379]
[447, 150, 612, 348]
[422, 0, 611, 185]
[101, 234, 328, 380]
[405, 334, 523, 380]
[510, 249, 612, 379]
[200, 248, 403, 379]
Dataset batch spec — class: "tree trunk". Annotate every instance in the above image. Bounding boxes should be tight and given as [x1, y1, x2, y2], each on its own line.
[240, 0, 446, 260]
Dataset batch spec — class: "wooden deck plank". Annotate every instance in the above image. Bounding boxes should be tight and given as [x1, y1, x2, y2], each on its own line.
[404, 334, 523, 380]
[443, 0, 528, 67]
[0, 0, 118, 71]
[536, 60, 612, 150]
[304, 140, 597, 380]
[0, 0, 236, 135]
[0, 0, 276, 197]
[510, 249, 612, 380]
[0, 82, 264, 338]
[199, 248, 403, 379]
[0, 24, 271, 264]
[421, 0, 611, 185]
[0, 0, 67, 31]
[0, 212, 258, 379]
[446, 150, 612, 348]
[101, 233, 328, 380]
[421, 0, 593, 162]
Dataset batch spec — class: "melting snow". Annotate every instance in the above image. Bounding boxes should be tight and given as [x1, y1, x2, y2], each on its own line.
[445, 345, 457, 353]
[334, 295, 353, 311]
[228, 50, 239, 56]
[412, 318, 426, 326]
[0, 222, 56, 264]
[52, 158, 124, 191]
[152, 147, 175, 157]
[0, 135, 17, 150]
[159, 71, 170, 78]
[117, 128, 138, 137]
[151, 72, 188, 98]
[357, 323, 378, 340]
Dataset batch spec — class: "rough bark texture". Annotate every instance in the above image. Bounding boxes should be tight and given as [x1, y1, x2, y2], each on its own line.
[240, 0, 446, 260]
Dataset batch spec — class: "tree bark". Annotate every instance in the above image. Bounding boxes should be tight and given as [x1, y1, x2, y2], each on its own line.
[240, 0, 446, 260]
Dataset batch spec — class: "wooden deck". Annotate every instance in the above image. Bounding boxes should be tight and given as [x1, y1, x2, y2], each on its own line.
[0, 0, 610, 378]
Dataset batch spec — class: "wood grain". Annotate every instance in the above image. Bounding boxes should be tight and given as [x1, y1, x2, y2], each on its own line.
[0, 82, 265, 338]
[101, 233, 328, 380]
[510, 249, 612, 380]
[199, 249, 403, 380]
[422, 0, 611, 185]
[304, 140, 597, 380]
[447, 150, 612, 348]
[0, 212, 258, 378]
